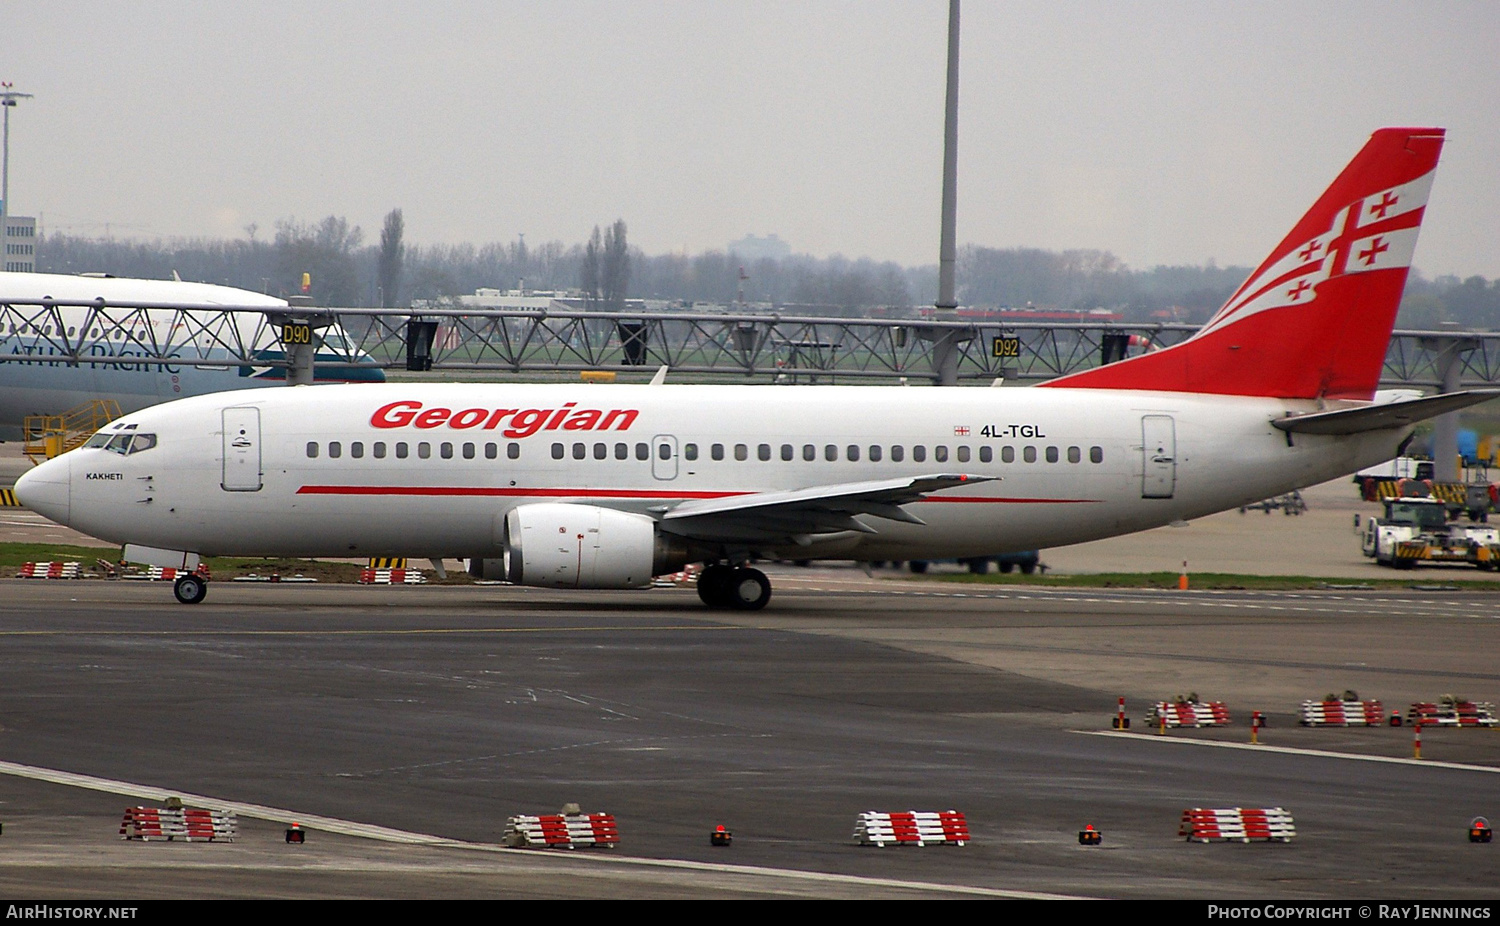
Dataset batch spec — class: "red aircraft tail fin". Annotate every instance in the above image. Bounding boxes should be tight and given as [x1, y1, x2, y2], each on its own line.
[1042, 127, 1446, 400]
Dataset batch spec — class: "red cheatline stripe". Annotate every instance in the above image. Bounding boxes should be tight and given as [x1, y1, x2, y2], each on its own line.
[295, 485, 1100, 504]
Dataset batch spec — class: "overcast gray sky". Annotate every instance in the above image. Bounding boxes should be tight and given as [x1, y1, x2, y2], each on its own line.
[7, 1, 1499, 278]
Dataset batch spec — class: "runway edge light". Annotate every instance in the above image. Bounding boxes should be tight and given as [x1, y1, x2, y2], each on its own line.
[1470, 817, 1492, 843]
[711, 824, 732, 847]
[1079, 824, 1101, 846]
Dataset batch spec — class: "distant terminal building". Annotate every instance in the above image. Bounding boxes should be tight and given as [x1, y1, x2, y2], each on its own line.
[917, 304, 1124, 323]
[3, 214, 36, 273]
[415, 288, 653, 313]
[727, 233, 791, 263]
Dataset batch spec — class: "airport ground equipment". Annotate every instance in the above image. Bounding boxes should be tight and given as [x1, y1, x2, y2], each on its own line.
[1078, 824, 1102, 846]
[1361, 495, 1500, 568]
[1406, 697, 1498, 728]
[286, 823, 305, 844]
[1147, 698, 1231, 728]
[852, 811, 969, 847]
[711, 825, 732, 847]
[0, 488, 18, 507]
[120, 806, 237, 842]
[21, 399, 120, 464]
[1299, 695, 1385, 726]
[1238, 491, 1307, 515]
[1179, 808, 1296, 843]
[504, 812, 619, 849]
[15, 561, 80, 579]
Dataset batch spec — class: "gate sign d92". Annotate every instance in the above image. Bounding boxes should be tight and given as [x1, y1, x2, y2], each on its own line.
[991, 336, 1021, 358]
[282, 322, 313, 346]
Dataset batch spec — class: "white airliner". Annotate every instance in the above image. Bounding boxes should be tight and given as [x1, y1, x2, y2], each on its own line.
[17, 127, 1495, 608]
[0, 271, 383, 437]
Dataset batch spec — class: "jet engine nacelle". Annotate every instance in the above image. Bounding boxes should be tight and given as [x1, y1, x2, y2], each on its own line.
[502, 503, 690, 589]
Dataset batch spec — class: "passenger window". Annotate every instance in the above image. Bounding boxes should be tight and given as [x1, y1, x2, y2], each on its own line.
[1001, 446, 1014, 463]
[374, 442, 387, 459]
[847, 444, 860, 462]
[891, 446, 904, 463]
[463, 442, 476, 460]
[594, 443, 607, 460]
[869, 445, 882, 462]
[912, 445, 926, 463]
[685, 443, 699, 461]
[484, 443, 497, 460]
[935, 446, 948, 463]
[351, 441, 365, 459]
[780, 444, 793, 462]
[572, 443, 586, 460]
[1068, 446, 1081, 463]
[1046, 446, 1058, 463]
[658, 443, 672, 460]
[1024, 446, 1037, 463]
[441, 442, 454, 460]
[1090, 446, 1104, 463]
[735, 444, 748, 461]
[418, 442, 431, 460]
[711, 443, 724, 461]
[825, 444, 838, 462]
[551, 443, 564, 460]
[635, 443, 649, 461]
[615, 442, 628, 460]
[979, 446, 992, 463]
[306, 442, 318, 458]
[508, 443, 521, 460]
[396, 442, 409, 459]
[759, 444, 771, 461]
[328, 441, 342, 459]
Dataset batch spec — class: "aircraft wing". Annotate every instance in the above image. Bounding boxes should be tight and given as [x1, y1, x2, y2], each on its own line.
[1272, 390, 1500, 436]
[658, 474, 992, 545]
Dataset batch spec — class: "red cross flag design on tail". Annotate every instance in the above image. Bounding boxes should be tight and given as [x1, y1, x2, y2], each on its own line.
[1042, 127, 1444, 400]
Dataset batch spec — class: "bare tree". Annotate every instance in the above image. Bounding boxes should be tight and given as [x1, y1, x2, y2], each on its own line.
[378, 208, 405, 307]
[581, 225, 602, 308]
[601, 219, 630, 310]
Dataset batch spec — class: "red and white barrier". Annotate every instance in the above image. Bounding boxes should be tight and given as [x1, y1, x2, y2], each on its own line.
[1147, 700, 1231, 728]
[503, 813, 619, 849]
[120, 806, 238, 842]
[853, 811, 969, 847]
[122, 564, 212, 582]
[1299, 699, 1384, 726]
[16, 562, 81, 579]
[1179, 807, 1296, 843]
[653, 563, 702, 587]
[358, 568, 427, 585]
[1406, 700, 1498, 728]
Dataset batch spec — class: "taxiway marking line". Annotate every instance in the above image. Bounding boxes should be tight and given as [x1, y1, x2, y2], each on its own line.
[0, 625, 734, 637]
[0, 759, 1079, 900]
[1080, 730, 1500, 773]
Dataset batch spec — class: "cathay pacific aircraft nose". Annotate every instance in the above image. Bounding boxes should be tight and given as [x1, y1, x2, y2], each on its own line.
[15, 454, 71, 526]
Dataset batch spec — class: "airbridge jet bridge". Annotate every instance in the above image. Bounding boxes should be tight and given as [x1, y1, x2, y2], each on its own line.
[4, 298, 1499, 392]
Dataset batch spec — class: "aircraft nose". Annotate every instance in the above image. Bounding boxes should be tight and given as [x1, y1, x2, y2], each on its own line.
[15, 454, 71, 526]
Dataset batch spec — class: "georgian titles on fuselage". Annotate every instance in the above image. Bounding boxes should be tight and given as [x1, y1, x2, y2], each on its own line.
[370, 400, 639, 440]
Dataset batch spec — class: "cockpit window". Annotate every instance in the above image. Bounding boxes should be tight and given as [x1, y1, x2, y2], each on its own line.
[95, 432, 157, 455]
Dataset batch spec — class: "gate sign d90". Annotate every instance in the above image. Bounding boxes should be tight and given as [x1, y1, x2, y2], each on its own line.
[282, 322, 313, 346]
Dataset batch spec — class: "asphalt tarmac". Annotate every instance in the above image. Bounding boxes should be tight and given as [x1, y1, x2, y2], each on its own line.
[0, 577, 1495, 900]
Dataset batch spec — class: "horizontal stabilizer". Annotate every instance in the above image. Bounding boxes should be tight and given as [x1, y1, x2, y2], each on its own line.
[1272, 390, 1500, 435]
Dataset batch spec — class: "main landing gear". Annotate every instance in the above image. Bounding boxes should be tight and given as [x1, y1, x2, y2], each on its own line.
[173, 573, 208, 605]
[696, 563, 772, 611]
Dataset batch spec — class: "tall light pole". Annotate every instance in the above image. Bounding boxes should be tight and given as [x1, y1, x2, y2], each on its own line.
[1, 82, 34, 269]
